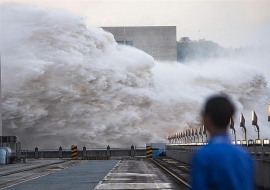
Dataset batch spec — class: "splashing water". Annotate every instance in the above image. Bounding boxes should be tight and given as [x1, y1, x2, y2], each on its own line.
[1, 4, 270, 149]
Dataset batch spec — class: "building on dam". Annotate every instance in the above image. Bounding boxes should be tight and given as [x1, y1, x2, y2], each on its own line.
[102, 26, 177, 61]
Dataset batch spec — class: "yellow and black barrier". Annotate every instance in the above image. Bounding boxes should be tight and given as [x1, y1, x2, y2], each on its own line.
[81, 157, 109, 160]
[71, 145, 78, 160]
[146, 146, 152, 158]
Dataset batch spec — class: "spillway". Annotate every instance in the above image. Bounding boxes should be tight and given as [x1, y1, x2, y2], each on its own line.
[1, 4, 270, 149]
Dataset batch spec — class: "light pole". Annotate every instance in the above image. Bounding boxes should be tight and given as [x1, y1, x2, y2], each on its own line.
[203, 125, 207, 144]
[188, 129, 191, 144]
[186, 129, 190, 144]
[199, 126, 203, 144]
[195, 128, 199, 144]
[184, 131, 187, 144]
[181, 132, 184, 144]
[229, 117, 236, 144]
[191, 129, 195, 143]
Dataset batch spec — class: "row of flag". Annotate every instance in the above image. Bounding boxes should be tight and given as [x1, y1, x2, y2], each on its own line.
[169, 104, 270, 141]
[167, 125, 206, 140]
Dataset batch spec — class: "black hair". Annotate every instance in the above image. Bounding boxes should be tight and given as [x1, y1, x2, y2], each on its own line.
[203, 95, 235, 128]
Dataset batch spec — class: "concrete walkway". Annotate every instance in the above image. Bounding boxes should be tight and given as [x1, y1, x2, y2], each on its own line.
[0, 159, 68, 176]
[3, 160, 119, 190]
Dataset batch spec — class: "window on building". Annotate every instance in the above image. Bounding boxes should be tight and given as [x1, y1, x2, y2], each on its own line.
[116, 41, 125, 44]
[125, 41, 133, 46]
[116, 40, 133, 46]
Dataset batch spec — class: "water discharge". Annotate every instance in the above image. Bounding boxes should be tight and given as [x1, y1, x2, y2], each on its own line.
[1, 4, 270, 149]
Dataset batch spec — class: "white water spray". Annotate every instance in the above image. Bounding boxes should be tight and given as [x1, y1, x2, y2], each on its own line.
[1, 4, 270, 149]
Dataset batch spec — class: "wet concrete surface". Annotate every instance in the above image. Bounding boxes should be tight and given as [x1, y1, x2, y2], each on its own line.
[0, 159, 69, 177]
[0, 159, 85, 189]
[0, 158, 188, 190]
[95, 158, 188, 189]
[1, 159, 119, 190]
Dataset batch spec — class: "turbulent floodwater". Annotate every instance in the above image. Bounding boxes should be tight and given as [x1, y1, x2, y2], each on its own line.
[1, 4, 270, 149]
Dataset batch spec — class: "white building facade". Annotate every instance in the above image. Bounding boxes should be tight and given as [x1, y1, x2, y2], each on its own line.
[102, 26, 177, 61]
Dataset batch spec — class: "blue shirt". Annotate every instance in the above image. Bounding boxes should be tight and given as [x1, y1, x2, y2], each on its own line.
[191, 133, 255, 190]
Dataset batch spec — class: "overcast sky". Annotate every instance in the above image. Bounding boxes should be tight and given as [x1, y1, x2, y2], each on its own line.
[2, 0, 270, 48]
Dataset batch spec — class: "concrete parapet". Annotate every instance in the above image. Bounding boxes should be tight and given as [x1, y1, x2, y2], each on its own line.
[27, 146, 147, 159]
[167, 144, 270, 189]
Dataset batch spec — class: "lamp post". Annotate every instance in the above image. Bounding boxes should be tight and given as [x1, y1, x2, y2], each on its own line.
[240, 113, 247, 142]
[188, 129, 191, 144]
[181, 132, 183, 144]
[202, 125, 207, 144]
[191, 128, 195, 143]
[263, 139, 270, 146]
[186, 129, 189, 144]
[252, 110, 260, 139]
[263, 139, 270, 157]
[229, 117, 236, 144]
[195, 128, 199, 144]
[189, 129, 192, 143]
[248, 139, 254, 147]
[199, 126, 203, 143]
[187, 129, 191, 144]
[182, 131, 185, 144]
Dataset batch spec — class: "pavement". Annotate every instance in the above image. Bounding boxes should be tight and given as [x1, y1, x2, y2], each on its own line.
[95, 158, 188, 189]
[0, 158, 188, 190]
[1, 159, 119, 190]
[0, 159, 68, 177]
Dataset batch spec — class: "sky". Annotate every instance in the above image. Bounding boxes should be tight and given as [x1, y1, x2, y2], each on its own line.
[1, 0, 270, 48]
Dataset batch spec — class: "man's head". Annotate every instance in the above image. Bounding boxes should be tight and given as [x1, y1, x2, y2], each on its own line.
[202, 95, 235, 135]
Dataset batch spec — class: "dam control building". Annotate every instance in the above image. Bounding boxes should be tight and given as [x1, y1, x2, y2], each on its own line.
[102, 26, 177, 61]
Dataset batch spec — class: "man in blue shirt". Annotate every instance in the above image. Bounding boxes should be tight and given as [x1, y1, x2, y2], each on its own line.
[191, 95, 255, 190]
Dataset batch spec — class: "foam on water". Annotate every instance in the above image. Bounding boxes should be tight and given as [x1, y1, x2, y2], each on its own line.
[1, 4, 270, 148]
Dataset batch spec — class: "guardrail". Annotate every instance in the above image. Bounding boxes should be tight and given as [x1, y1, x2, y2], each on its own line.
[23, 145, 147, 159]
[166, 144, 270, 189]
